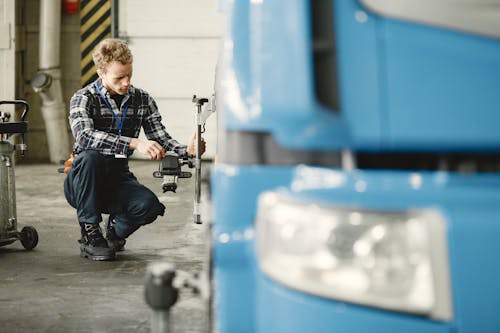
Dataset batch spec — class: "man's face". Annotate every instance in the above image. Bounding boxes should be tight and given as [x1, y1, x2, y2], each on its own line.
[98, 61, 133, 95]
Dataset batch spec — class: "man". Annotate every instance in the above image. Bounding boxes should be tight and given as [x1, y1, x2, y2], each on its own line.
[64, 38, 205, 261]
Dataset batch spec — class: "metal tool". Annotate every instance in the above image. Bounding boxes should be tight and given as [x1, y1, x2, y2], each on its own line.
[153, 152, 193, 193]
[192, 94, 215, 224]
[146, 95, 216, 332]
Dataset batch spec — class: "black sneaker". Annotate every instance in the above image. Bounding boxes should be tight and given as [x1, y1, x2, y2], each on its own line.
[105, 215, 126, 252]
[79, 223, 116, 261]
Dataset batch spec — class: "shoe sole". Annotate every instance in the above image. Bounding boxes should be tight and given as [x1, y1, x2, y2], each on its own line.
[80, 248, 116, 261]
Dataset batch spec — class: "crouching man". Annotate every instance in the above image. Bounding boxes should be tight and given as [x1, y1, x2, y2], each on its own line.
[64, 38, 205, 260]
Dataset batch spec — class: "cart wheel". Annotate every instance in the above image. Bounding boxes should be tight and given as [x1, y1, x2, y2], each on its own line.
[20, 226, 38, 250]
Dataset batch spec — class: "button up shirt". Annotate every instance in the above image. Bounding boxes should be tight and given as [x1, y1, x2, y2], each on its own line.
[69, 79, 187, 157]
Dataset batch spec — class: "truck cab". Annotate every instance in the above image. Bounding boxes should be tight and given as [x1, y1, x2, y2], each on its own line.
[211, 1, 500, 332]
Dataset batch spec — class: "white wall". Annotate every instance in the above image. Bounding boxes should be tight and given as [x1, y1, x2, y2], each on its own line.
[119, 0, 223, 158]
[2, 1, 221, 161]
[0, 0, 15, 104]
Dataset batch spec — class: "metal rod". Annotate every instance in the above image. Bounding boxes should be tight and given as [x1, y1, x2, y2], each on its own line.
[151, 311, 171, 333]
[194, 103, 202, 224]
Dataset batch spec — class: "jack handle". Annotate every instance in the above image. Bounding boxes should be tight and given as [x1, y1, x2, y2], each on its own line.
[0, 100, 29, 122]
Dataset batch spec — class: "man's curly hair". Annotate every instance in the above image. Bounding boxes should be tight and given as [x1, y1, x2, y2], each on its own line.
[92, 38, 133, 72]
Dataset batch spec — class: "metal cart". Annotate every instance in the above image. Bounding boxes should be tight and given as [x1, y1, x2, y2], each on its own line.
[0, 100, 38, 250]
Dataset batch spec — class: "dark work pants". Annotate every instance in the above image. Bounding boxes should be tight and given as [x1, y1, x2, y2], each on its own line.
[64, 150, 165, 238]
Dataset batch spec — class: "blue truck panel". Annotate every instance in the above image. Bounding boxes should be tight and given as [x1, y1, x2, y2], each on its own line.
[220, 0, 500, 151]
[337, 0, 500, 151]
[382, 20, 500, 150]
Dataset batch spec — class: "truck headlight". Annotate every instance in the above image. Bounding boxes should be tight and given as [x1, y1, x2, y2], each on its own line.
[255, 192, 453, 321]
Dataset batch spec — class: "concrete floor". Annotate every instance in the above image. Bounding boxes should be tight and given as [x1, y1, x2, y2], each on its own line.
[0, 160, 209, 333]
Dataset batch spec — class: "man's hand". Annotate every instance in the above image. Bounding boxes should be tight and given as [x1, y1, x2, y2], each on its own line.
[59, 153, 77, 174]
[130, 138, 165, 160]
[187, 131, 206, 157]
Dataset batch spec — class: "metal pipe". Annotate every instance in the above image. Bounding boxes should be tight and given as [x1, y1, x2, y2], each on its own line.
[39, 0, 60, 70]
[31, 0, 71, 163]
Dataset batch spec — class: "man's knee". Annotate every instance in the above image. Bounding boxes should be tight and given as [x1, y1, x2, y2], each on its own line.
[129, 193, 165, 223]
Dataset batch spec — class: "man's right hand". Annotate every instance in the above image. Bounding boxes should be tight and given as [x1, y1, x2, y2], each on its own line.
[130, 138, 165, 160]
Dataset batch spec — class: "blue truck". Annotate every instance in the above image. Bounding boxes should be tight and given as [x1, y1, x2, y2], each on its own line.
[210, 1, 500, 332]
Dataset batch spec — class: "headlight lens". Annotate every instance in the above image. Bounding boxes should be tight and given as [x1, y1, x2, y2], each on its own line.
[256, 192, 453, 320]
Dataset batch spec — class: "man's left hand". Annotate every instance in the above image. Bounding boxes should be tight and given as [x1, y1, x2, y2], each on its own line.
[187, 131, 206, 157]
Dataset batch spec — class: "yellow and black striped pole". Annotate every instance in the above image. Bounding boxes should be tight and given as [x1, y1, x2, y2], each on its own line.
[80, 0, 112, 87]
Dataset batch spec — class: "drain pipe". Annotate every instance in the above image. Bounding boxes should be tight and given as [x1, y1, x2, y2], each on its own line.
[31, 0, 71, 163]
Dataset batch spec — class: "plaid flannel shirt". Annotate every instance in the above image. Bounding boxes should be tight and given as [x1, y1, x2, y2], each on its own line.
[69, 79, 187, 157]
